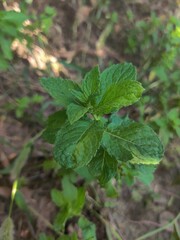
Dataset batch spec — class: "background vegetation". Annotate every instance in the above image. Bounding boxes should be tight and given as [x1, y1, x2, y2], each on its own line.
[0, 0, 180, 239]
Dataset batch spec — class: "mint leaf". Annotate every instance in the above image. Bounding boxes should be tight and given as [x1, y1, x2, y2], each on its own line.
[103, 118, 164, 165]
[135, 165, 156, 185]
[40, 77, 79, 107]
[78, 216, 97, 240]
[54, 121, 104, 168]
[57, 233, 78, 240]
[71, 89, 88, 104]
[54, 207, 69, 230]
[100, 62, 137, 93]
[102, 131, 132, 162]
[72, 187, 85, 215]
[51, 189, 66, 207]
[62, 176, 78, 202]
[42, 110, 67, 144]
[88, 148, 118, 184]
[81, 66, 100, 102]
[73, 121, 104, 167]
[67, 103, 89, 124]
[54, 120, 91, 168]
[2, 11, 27, 25]
[70, 66, 100, 106]
[94, 80, 144, 115]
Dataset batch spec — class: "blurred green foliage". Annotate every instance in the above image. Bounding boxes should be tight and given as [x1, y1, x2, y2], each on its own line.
[0, 10, 27, 70]
[126, 13, 180, 146]
[5, 94, 44, 119]
[0, 4, 56, 70]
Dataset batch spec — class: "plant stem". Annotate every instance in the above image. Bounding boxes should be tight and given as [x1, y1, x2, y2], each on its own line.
[136, 213, 180, 240]
[9, 180, 18, 217]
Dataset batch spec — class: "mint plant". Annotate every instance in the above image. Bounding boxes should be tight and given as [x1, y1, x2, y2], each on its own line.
[41, 63, 164, 185]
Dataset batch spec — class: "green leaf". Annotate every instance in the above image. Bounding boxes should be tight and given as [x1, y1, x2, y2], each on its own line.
[15, 191, 33, 222]
[94, 80, 144, 115]
[0, 38, 13, 60]
[104, 181, 118, 198]
[62, 176, 78, 202]
[51, 189, 66, 207]
[0, 56, 9, 70]
[71, 89, 87, 103]
[78, 216, 97, 240]
[11, 142, 32, 179]
[57, 233, 78, 240]
[171, 223, 180, 240]
[67, 103, 89, 124]
[42, 110, 67, 144]
[54, 208, 69, 231]
[75, 166, 94, 181]
[38, 233, 54, 240]
[103, 118, 164, 165]
[2, 11, 27, 25]
[100, 63, 137, 93]
[1, 23, 19, 37]
[54, 120, 90, 168]
[40, 78, 79, 107]
[73, 121, 104, 167]
[88, 148, 118, 184]
[54, 120, 104, 168]
[72, 187, 85, 214]
[135, 165, 156, 185]
[81, 66, 100, 102]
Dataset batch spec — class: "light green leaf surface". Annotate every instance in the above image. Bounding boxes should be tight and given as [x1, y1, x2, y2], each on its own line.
[78, 216, 97, 240]
[51, 189, 66, 207]
[81, 66, 100, 101]
[62, 176, 78, 202]
[0, 38, 13, 60]
[57, 233, 78, 240]
[100, 62, 137, 92]
[40, 77, 79, 107]
[67, 103, 89, 124]
[38, 233, 54, 240]
[72, 187, 85, 214]
[135, 165, 156, 185]
[54, 207, 69, 231]
[54, 120, 103, 168]
[88, 148, 118, 184]
[2, 11, 27, 25]
[103, 119, 164, 165]
[71, 89, 88, 103]
[94, 80, 144, 115]
[11, 142, 32, 180]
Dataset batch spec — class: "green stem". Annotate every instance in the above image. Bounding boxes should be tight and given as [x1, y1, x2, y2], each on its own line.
[8, 131, 43, 217]
[9, 180, 18, 217]
[136, 213, 180, 240]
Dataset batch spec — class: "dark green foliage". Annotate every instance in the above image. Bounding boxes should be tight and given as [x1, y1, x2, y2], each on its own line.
[41, 62, 164, 185]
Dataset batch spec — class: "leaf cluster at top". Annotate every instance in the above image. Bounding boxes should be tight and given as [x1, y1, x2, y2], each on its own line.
[41, 63, 164, 185]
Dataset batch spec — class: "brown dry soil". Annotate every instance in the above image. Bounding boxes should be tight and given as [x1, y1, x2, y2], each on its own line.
[0, 1, 180, 240]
